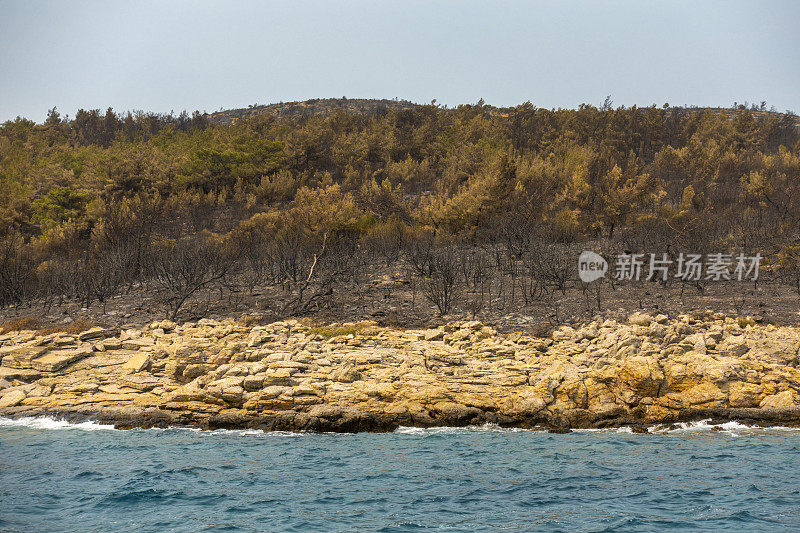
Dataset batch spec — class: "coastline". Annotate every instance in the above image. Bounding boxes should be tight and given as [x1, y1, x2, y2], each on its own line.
[5, 405, 800, 434]
[3, 313, 800, 433]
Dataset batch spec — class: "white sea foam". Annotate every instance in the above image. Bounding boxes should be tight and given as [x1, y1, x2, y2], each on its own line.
[0, 416, 116, 431]
[572, 426, 635, 434]
[0, 416, 312, 436]
[395, 421, 800, 436]
[3, 415, 797, 436]
[210, 428, 267, 436]
[0, 417, 310, 436]
[665, 419, 750, 432]
[573, 420, 800, 435]
[650, 419, 800, 436]
[394, 424, 531, 435]
[136, 425, 308, 437]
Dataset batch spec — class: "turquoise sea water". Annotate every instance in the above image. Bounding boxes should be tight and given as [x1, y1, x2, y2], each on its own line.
[1, 418, 800, 532]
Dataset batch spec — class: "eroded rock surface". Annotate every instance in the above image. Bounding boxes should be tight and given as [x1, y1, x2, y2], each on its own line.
[2, 313, 800, 432]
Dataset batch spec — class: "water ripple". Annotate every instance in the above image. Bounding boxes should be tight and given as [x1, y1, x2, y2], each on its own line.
[2, 418, 800, 531]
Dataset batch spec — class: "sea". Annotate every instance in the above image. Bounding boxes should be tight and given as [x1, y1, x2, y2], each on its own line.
[1, 417, 799, 532]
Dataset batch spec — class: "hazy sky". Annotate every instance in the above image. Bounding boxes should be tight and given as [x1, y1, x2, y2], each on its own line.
[1, 0, 798, 122]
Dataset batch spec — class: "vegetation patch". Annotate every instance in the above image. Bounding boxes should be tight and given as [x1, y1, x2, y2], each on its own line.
[1, 101, 799, 323]
[0, 316, 43, 334]
[36, 319, 104, 336]
[309, 322, 371, 339]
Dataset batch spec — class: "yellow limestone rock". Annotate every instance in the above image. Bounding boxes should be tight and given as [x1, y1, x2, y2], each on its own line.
[30, 346, 93, 372]
[3, 316, 800, 431]
[760, 391, 797, 409]
[0, 389, 26, 408]
[678, 382, 728, 408]
[0, 346, 49, 369]
[728, 382, 763, 408]
[122, 352, 151, 373]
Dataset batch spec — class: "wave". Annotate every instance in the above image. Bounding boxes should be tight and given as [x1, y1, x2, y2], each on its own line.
[576, 419, 800, 435]
[0, 416, 116, 431]
[0, 416, 307, 437]
[651, 419, 800, 435]
[394, 424, 532, 435]
[0, 418, 527, 436]
[3, 416, 799, 437]
[199, 428, 305, 438]
[572, 426, 636, 434]
[396, 420, 800, 436]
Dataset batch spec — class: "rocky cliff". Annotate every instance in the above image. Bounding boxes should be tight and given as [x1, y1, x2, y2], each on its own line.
[2, 313, 800, 432]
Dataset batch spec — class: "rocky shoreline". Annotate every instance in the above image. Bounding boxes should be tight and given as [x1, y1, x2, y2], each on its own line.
[2, 313, 800, 432]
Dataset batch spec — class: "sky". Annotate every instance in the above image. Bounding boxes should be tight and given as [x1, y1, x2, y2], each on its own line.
[1, 0, 799, 123]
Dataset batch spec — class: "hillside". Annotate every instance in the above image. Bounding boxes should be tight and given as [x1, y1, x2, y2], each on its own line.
[208, 98, 421, 124]
[1, 99, 800, 329]
[207, 98, 800, 127]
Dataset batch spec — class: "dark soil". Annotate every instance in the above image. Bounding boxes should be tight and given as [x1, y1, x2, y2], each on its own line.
[1, 266, 796, 334]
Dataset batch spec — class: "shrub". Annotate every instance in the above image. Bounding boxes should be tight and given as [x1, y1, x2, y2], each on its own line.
[0, 316, 42, 333]
[309, 322, 370, 339]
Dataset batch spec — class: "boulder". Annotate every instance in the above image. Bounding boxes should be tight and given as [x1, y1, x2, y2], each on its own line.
[678, 383, 728, 408]
[423, 329, 444, 342]
[53, 335, 76, 346]
[122, 353, 151, 373]
[628, 312, 653, 327]
[0, 389, 26, 408]
[122, 337, 155, 350]
[30, 346, 93, 372]
[0, 366, 41, 382]
[0, 346, 49, 369]
[760, 391, 796, 409]
[242, 375, 265, 391]
[78, 327, 120, 341]
[101, 338, 123, 350]
[717, 339, 750, 358]
[331, 365, 362, 383]
[728, 382, 763, 408]
[616, 356, 664, 399]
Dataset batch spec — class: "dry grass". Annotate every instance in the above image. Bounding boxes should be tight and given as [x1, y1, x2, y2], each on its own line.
[36, 319, 106, 336]
[737, 316, 757, 328]
[0, 316, 43, 334]
[309, 322, 371, 339]
[2, 316, 109, 336]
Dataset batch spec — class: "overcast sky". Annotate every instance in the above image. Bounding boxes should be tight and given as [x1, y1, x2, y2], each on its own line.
[1, 0, 798, 122]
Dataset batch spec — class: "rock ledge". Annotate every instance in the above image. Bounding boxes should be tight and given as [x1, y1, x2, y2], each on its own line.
[2, 314, 800, 432]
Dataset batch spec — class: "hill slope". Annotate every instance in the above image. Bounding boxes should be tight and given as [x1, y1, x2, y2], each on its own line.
[207, 98, 799, 127]
[208, 98, 421, 124]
